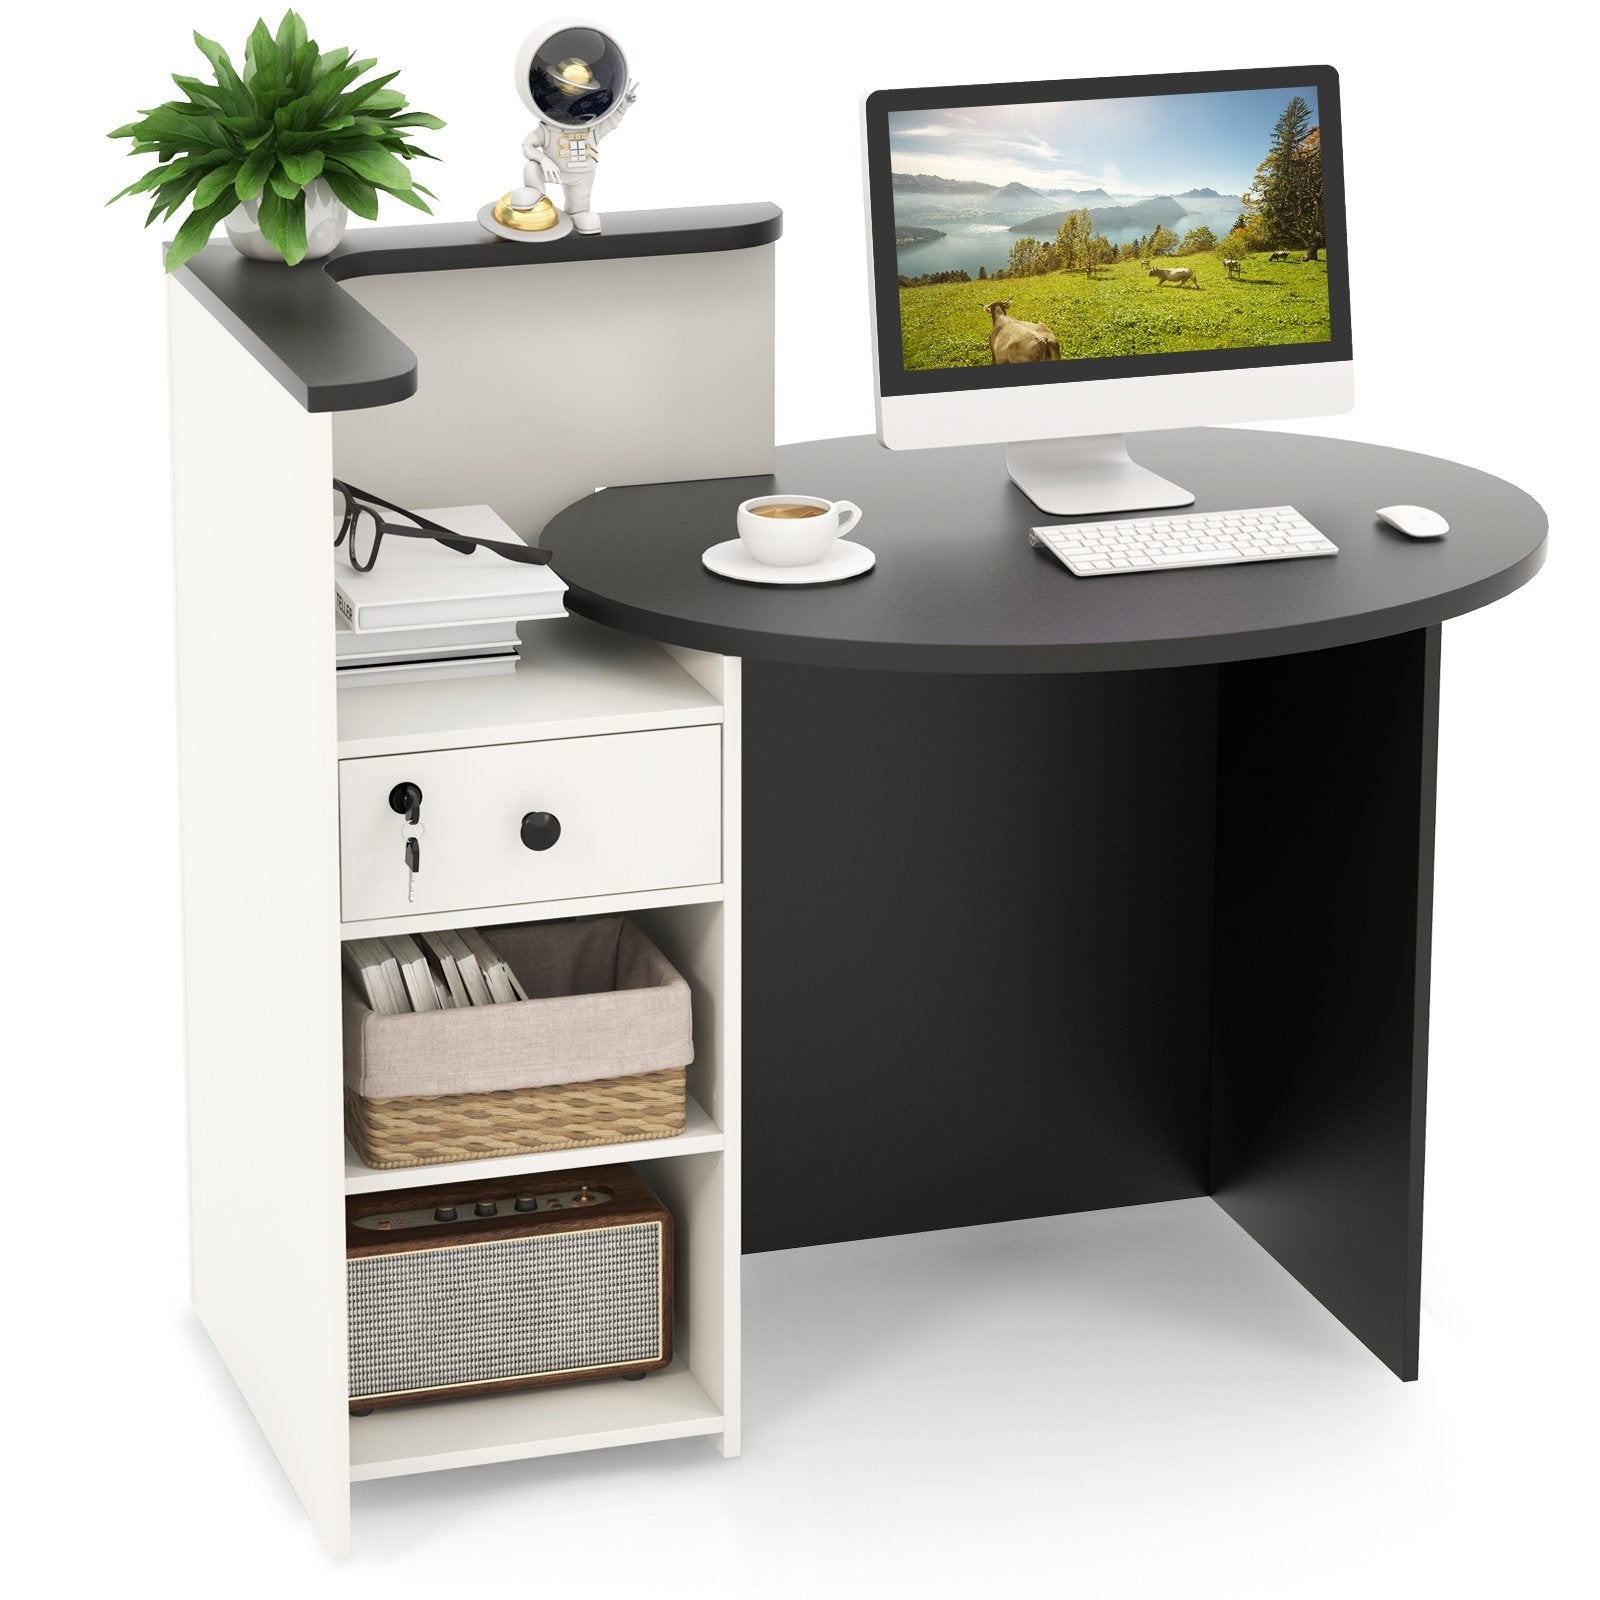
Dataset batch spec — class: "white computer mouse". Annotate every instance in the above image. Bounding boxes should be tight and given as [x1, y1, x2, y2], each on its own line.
[1376, 504, 1449, 539]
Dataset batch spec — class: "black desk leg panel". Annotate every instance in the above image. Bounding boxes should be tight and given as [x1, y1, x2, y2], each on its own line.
[1211, 626, 1440, 1381]
[741, 660, 1219, 1253]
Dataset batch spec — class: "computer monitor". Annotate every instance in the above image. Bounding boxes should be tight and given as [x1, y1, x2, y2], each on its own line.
[863, 65, 1352, 515]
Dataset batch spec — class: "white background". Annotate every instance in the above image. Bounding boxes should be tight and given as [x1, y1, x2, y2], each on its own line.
[8, 1, 1595, 1591]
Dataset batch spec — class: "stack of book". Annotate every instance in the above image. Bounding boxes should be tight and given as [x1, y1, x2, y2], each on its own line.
[335, 503, 568, 686]
[342, 928, 531, 1014]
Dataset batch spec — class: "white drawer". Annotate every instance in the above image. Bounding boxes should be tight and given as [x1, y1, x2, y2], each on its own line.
[339, 726, 720, 922]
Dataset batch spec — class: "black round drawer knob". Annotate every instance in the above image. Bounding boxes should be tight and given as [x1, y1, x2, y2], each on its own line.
[520, 811, 562, 851]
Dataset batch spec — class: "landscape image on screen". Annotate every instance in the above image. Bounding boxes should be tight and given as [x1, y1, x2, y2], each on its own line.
[888, 88, 1332, 371]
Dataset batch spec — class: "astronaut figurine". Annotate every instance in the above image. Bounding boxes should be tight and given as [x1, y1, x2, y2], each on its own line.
[487, 20, 636, 239]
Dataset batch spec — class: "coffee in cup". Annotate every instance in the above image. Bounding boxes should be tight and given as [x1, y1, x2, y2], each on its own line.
[749, 503, 829, 520]
[736, 494, 863, 566]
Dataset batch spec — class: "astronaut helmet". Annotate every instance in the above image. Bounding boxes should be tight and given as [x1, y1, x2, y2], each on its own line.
[515, 19, 628, 129]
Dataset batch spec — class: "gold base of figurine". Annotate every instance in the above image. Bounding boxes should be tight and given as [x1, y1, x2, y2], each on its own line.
[492, 193, 561, 232]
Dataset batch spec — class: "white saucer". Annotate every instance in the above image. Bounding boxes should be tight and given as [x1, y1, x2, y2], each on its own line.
[701, 539, 876, 585]
[477, 202, 576, 244]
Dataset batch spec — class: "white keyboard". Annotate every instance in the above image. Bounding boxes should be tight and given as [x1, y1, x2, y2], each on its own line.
[1029, 506, 1337, 577]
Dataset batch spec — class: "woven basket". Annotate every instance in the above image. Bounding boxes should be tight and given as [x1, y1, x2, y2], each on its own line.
[343, 916, 691, 1170]
[345, 1068, 687, 1169]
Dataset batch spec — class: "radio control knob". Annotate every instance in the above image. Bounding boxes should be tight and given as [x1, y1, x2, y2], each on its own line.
[474, 1201, 498, 1217]
[433, 1206, 458, 1222]
[514, 1195, 538, 1212]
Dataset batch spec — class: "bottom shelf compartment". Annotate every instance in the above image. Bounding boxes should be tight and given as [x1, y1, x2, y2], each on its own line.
[349, 1354, 724, 1481]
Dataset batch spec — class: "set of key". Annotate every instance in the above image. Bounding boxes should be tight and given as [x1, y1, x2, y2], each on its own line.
[389, 782, 424, 902]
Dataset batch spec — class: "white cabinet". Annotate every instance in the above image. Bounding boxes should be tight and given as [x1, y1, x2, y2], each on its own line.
[170, 208, 765, 1557]
[338, 726, 722, 922]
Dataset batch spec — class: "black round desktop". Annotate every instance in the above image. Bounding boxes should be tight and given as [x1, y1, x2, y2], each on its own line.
[546, 429, 1546, 1381]
[545, 429, 1545, 674]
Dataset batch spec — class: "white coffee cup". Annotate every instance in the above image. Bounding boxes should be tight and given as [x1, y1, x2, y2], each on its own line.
[736, 494, 863, 567]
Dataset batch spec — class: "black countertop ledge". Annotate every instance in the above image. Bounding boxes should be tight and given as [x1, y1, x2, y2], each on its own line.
[172, 203, 783, 414]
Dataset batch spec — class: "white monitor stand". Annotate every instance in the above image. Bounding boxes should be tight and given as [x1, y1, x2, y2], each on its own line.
[1005, 436, 1195, 517]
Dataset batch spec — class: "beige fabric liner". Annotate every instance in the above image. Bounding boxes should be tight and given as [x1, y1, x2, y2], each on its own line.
[343, 916, 693, 1099]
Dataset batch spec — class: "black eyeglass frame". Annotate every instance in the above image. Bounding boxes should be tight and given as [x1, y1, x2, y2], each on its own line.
[332, 479, 554, 571]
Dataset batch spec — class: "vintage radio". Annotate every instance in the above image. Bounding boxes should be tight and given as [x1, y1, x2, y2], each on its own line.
[346, 1164, 672, 1412]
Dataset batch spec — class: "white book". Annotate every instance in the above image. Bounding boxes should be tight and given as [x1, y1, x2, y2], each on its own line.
[342, 938, 407, 1016]
[335, 653, 521, 687]
[334, 615, 522, 659]
[383, 935, 440, 1013]
[334, 504, 568, 633]
[460, 927, 522, 1005]
[418, 937, 464, 1009]
[336, 641, 521, 668]
[432, 928, 492, 1006]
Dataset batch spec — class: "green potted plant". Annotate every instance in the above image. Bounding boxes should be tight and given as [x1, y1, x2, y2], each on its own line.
[108, 10, 445, 271]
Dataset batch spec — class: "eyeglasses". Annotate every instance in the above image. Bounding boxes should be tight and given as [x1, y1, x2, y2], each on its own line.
[332, 480, 553, 572]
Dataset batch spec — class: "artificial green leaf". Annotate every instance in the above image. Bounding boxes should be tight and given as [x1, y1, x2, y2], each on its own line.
[244, 17, 275, 81]
[193, 161, 244, 208]
[107, 165, 181, 203]
[288, 39, 319, 94]
[269, 164, 301, 199]
[333, 144, 411, 188]
[280, 149, 324, 184]
[299, 62, 365, 125]
[313, 47, 352, 79]
[386, 112, 446, 130]
[106, 149, 225, 203]
[156, 166, 215, 220]
[280, 191, 309, 265]
[257, 186, 289, 255]
[171, 73, 234, 112]
[236, 146, 275, 201]
[163, 191, 239, 272]
[275, 9, 308, 64]
[122, 107, 227, 147]
[362, 90, 407, 112]
[378, 185, 433, 214]
[334, 69, 401, 116]
[193, 31, 249, 103]
[321, 166, 380, 220]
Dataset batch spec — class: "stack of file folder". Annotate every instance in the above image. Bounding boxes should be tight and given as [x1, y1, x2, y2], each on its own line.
[335, 503, 568, 685]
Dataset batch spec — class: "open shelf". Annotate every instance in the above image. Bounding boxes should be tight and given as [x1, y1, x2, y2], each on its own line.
[344, 1094, 724, 1194]
[348, 1355, 723, 1481]
[337, 615, 723, 760]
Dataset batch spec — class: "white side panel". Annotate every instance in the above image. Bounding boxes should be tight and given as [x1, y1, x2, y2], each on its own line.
[331, 249, 776, 540]
[635, 655, 742, 1456]
[168, 282, 350, 1557]
[878, 361, 1355, 451]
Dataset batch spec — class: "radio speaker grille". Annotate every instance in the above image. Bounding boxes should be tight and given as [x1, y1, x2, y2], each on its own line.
[348, 1221, 664, 1400]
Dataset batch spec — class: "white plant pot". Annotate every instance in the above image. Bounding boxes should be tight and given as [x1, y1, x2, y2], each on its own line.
[224, 178, 349, 263]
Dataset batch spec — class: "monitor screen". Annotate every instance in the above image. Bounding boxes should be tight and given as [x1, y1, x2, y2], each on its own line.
[865, 67, 1351, 397]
